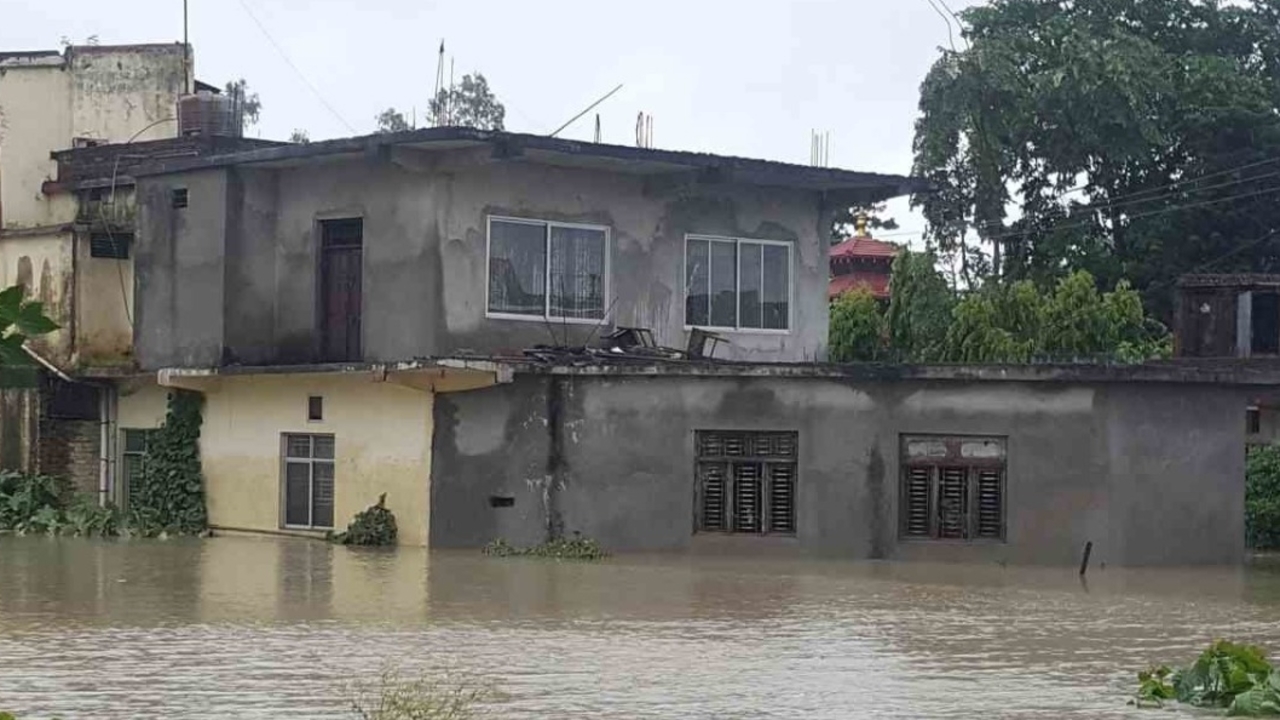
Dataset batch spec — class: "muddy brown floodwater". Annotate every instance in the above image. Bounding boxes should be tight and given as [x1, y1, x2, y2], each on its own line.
[2, 536, 1280, 719]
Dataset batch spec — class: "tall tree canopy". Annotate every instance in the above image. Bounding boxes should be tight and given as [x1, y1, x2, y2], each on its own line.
[912, 0, 1280, 318]
[430, 73, 505, 130]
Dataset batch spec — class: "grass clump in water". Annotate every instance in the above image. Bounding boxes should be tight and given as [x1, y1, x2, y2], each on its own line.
[482, 533, 606, 561]
[349, 668, 498, 720]
[1132, 640, 1280, 715]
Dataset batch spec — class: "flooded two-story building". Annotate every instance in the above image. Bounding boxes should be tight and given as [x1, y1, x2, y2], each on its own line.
[95, 125, 1264, 566]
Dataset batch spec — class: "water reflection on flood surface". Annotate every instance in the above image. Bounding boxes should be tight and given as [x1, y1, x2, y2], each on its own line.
[2, 535, 1280, 719]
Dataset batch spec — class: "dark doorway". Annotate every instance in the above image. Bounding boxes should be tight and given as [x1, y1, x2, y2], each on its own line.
[319, 219, 363, 362]
[1253, 292, 1280, 355]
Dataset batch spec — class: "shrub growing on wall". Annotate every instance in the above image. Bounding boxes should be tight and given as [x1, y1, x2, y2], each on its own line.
[129, 390, 207, 536]
[1247, 445, 1280, 550]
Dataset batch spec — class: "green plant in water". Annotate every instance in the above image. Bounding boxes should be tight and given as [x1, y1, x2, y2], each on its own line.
[332, 494, 397, 546]
[482, 533, 607, 561]
[348, 667, 498, 720]
[62, 495, 121, 538]
[0, 471, 69, 531]
[1133, 640, 1280, 715]
[129, 390, 207, 537]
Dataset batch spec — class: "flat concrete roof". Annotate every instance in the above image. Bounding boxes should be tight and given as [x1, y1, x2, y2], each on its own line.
[130, 126, 926, 201]
[150, 356, 1280, 387]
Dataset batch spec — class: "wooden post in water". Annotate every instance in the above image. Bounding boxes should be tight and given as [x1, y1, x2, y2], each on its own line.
[1079, 541, 1094, 576]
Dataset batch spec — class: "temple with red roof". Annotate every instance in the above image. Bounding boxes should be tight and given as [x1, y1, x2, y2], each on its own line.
[828, 214, 899, 301]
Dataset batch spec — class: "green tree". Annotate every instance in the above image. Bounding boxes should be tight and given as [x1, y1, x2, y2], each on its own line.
[288, 129, 310, 144]
[829, 288, 886, 362]
[375, 108, 411, 134]
[885, 250, 955, 362]
[430, 73, 505, 130]
[831, 202, 899, 244]
[224, 78, 261, 128]
[912, 0, 1280, 316]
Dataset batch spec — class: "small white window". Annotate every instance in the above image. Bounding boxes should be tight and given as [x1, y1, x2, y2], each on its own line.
[486, 216, 609, 322]
[282, 433, 335, 529]
[685, 235, 792, 331]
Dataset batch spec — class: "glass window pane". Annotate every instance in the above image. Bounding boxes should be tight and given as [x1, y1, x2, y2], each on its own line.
[284, 462, 311, 526]
[488, 219, 547, 316]
[123, 429, 149, 453]
[710, 241, 738, 328]
[312, 462, 335, 529]
[549, 226, 606, 319]
[762, 244, 790, 330]
[286, 434, 311, 459]
[313, 435, 335, 460]
[121, 454, 140, 509]
[739, 243, 763, 329]
[685, 239, 709, 326]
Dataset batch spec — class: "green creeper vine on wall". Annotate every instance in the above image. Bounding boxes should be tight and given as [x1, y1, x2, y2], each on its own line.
[128, 389, 207, 536]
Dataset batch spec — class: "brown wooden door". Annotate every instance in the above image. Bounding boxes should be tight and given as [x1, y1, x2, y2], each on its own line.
[320, 219, 363, 362]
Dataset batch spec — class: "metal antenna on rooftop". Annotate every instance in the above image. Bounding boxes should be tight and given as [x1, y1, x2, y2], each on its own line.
[182, 0, 191, 94]
[432, 40, 445, 126]
[810, 130, 831, 167]
[635, 112, 654, 148]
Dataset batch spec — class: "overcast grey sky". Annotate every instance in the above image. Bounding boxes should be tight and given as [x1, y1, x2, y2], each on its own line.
[2, 1, 982, 239]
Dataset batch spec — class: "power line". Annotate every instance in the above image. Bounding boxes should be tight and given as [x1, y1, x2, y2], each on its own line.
[927, 155, 1280, 239]
[235, 0, 356, 134]
[983, 182, 1280, 244]
[1053, 155, 1280, 209]
[922, 0, 958, 52]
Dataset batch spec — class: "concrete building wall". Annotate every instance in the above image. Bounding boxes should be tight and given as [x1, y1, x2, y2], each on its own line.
[75, 229, 136, 367]
[431, 374, 1248, 566]
[135, 169, 228, 368]
[0, 55, 73, 230]
[135, 152, 831, 368]
[197, 373, 434, 546]
[1, 44, 188, 367]
[0, 231, 75, 363]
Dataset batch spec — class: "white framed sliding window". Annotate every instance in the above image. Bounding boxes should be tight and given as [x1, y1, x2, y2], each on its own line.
[486, 215, 611, 323]
[684, 234, 793, 332]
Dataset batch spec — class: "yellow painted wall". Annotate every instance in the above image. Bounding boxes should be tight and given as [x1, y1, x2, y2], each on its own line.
[199, 374, 434, 546]
[117, 379, 169, 429]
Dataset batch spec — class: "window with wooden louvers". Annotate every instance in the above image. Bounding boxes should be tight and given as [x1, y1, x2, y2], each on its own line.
[695, 430, 798, 536]
[900, 435, 1007, 543]
[975, 469, 1004, 540]
[902, 466, 932, 537]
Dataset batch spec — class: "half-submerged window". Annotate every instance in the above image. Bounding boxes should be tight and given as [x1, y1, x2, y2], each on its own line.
[487, 216, 608, 321]
[900, 435, 1006, 542]
[696, 430, 797, 535]
[685, 235, 791, 331]
[282, 433, 335, 530]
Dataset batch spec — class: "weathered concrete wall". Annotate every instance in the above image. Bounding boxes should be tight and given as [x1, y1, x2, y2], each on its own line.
[197, 373, 434, 546]
[135, 170, 227, 368]
[1, 45, 186, 230]
[0, 56, 73, 230]
[75, 228, 135, 367]
[135, 151, 831, 368]
[0, 231, 75, 364]
[1, 45, 187, 366]
[431, 374, 1248, 566]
